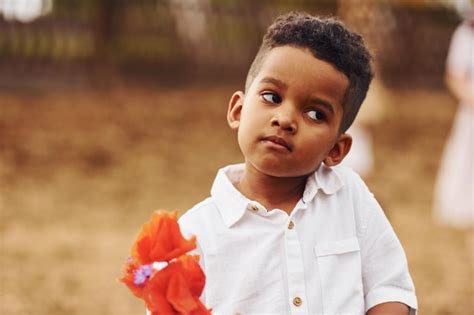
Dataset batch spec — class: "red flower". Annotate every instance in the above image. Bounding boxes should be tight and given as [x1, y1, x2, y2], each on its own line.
[121, 210, 210, 314]
[132, 211, 196, 264]
[145, 256, 210, 315]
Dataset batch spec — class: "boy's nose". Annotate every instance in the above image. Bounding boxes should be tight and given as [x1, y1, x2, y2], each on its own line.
[271, 110, 297, 133]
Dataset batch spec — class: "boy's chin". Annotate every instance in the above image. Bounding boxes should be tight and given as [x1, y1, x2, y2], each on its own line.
[249, 161, 322, 178]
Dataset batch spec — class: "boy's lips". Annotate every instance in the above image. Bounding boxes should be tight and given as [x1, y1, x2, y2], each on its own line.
[261, 135, 292, 152]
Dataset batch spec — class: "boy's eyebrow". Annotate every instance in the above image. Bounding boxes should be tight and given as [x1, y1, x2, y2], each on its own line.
[259, 77, 288, 90]
[309, 97, 335, 114]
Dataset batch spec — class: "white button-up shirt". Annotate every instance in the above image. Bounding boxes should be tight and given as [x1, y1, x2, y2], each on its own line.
[179, 164, 417, 315]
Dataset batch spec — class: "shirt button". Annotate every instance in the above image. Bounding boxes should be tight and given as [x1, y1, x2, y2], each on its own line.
[288, 221, 295, 229]
[293, 296, 302, 307]
[250, 205, 259, 212]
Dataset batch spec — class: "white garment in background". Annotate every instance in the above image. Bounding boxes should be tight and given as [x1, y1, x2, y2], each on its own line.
[178, 164, 417, 315]
[341, 78, 389, 178]
[433, 22, 474, 228]
[0, 0, 52, 23]
[343, 124, 374, 177]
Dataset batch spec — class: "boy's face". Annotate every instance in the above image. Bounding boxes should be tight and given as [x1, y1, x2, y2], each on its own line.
[227, 45, 352, 178]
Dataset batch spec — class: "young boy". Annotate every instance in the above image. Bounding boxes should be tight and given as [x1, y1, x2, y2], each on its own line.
[179, 12, 417, 314]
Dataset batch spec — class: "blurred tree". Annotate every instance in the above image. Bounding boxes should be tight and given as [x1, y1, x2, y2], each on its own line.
[169, 0, 212, 63]
[94, 0, 122, 62]
[338, 0, 458, 87]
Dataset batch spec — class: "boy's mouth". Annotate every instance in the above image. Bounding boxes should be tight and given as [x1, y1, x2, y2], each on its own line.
[261, 135, 292, 152]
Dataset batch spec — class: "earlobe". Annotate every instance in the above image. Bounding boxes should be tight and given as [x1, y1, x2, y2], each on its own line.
[227, 91, 245, 130]
[323, 133, 352, 167]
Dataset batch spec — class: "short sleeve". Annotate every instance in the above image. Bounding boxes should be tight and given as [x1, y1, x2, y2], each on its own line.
[358, 191, 418, 313]
[178, 211, 205, 264]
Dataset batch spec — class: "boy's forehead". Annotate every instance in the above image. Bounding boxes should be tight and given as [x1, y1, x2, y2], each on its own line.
[259, 46, 346, 78]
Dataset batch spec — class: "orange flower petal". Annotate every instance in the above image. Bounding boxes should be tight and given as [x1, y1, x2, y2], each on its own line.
[145, 262, 176, 313]
[177, 255, 205, 297]
[167, 272, 200, 312]
[146, 293, 176, 314]
[144, 256, 210, 314]
[132, 211, 196, 264]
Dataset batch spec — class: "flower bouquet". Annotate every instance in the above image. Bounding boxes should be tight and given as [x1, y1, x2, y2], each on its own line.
[120, 210, 211, 314]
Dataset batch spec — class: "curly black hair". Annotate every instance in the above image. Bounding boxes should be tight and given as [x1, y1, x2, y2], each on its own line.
[245, 12, 373, 132]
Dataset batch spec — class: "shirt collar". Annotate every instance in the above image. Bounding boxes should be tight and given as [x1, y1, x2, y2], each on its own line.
[299, 164, 344, 204]
[314, 164, 345, 195]
[210, 163, 344, 228]
[210, 164, 249, 228]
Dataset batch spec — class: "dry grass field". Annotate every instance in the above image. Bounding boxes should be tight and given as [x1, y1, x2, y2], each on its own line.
[1, 84, 472, 314]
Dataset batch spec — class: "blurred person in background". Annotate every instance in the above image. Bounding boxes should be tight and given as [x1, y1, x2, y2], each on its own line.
[341, 79, 386, 179]
[433, 5, 473, 232]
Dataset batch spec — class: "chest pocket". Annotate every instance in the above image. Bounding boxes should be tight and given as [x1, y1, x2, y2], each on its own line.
[314, 237, 364, 314]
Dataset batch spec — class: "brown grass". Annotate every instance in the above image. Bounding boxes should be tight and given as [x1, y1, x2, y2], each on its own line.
[0, 85, 472, 314]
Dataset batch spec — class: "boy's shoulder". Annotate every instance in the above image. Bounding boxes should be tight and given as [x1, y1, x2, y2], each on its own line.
[320, 164, 369, 194]
[179, 197, 215, 222]
[323, 165, 380, 231]
[330, 164, 361, 179]
[331, 165, 376, 207]
[178, 197, 220, 235]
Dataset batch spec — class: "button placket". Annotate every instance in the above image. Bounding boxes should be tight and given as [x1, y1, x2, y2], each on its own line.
[285, 216, 308, 314]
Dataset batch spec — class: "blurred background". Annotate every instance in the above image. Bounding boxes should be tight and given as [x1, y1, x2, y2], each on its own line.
[0, 0, 472, 314]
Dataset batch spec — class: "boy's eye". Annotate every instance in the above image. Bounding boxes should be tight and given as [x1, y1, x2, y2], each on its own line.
[261, 92, 282, 104]
[307, 109, 326, 121]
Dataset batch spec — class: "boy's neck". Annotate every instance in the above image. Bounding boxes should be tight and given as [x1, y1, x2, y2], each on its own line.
[236, 163, 308, 215]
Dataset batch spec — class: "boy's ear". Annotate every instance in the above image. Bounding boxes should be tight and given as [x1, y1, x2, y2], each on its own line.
[227, 91, 245, 130]
[323, 133, 352, 167]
